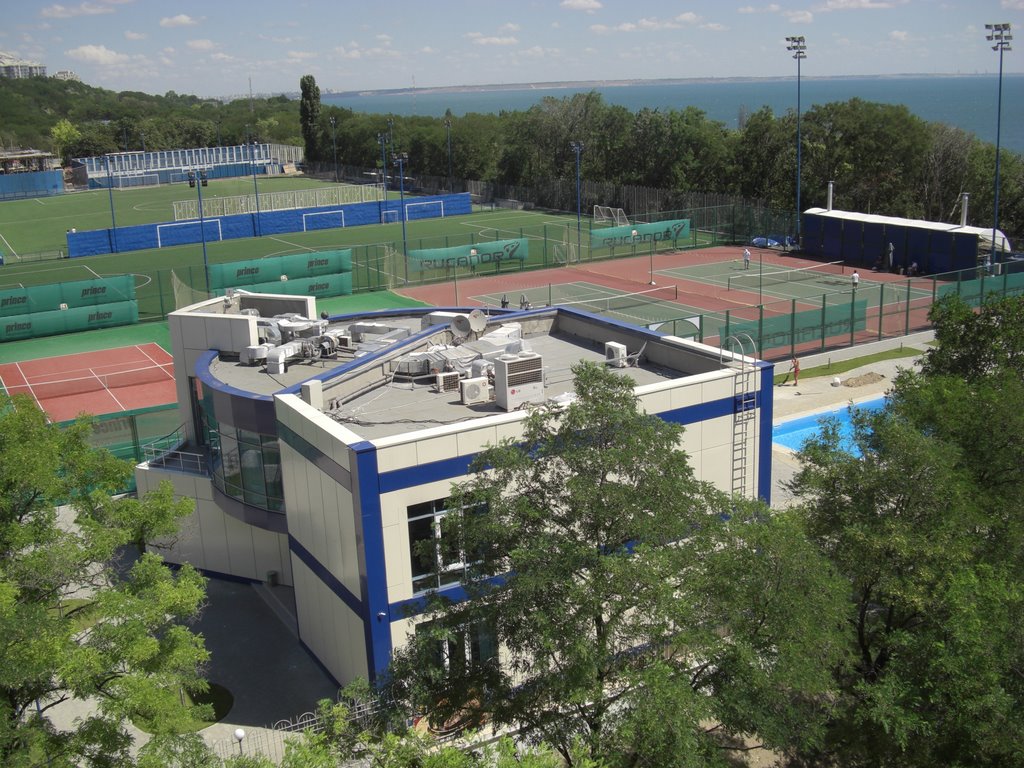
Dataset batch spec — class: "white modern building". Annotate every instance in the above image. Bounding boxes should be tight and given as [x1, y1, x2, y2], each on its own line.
[0, 52, 46, 79]
[137, 291, 774, 685]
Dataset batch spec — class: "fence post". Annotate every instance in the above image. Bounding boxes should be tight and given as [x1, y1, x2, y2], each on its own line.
[790, 299, 796, 358]
[820, 295, 827, 352]
[878, 284, 884, 341]
[849, 293, 856, 347]
[757, 303, 764, 357]
[904, 279, 911, 335]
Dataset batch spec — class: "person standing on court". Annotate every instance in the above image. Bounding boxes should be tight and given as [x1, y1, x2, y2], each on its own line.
[851, 270, 860, 290]
[743, 247, 751, 270]
[886, 241, 894, 271]
[791, 356, 800, 387]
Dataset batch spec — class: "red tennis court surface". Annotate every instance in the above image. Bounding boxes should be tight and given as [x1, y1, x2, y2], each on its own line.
[0, 343, 176, 423]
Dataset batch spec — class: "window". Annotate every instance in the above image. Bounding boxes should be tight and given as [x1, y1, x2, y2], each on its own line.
[407, 497, 484, 594]
[416, 619, 497, 674]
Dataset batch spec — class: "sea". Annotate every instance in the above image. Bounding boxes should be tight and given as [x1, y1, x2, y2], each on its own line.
[323, 75, 1024, 154]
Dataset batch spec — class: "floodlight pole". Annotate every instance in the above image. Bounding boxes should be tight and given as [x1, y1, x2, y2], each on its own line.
[570, 141, 584, 260]
[104, 154, 119, 253]
[387, 118, 394, 152]
[248, 126, 262, 237]
[786, 35, 807, 245]
[140, 130, 146, 153]
[444, 119, 453, 192]
[377, 133, 388, 221]
[987, 22, 1012, 265]
[329, 116, 338, 183]
[394, 151, 409, 262]
[196, 170, 210, 290]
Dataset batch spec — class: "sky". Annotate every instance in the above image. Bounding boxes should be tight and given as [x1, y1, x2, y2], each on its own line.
[3, 0, 1023, 99]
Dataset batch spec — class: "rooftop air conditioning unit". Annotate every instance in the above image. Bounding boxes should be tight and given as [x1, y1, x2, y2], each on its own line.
[495, 352, 545, 411]
[605, 341, 628, 368]
[460, 377, 491, 405]
[435, 371, 461, 393]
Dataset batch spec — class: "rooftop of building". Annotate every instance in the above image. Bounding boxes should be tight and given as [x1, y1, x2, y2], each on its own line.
[189, 293, 742, 442]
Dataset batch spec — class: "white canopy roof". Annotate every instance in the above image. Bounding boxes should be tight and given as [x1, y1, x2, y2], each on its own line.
[804, 208, 1012, 253]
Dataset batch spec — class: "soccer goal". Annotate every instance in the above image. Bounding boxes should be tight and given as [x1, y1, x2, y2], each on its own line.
[171, 269, 210, 309]
[593, 205, 630, 227]
[113, 172, 160, 190]
[405, 200, 445, 220]
[551, 225, 579, 265]
[302, 210, 345, 231]
[156, 219, 223, 248]
[381, 209, 400, 224]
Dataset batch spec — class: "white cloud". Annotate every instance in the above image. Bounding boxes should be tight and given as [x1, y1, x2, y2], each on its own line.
[211, 52, 233, 62]
[889, 30, 908, 41]
[520, 45, 546, 57]
[65, 43, 129, 64]
[815, 0, 901, 9]
[465, 31, 518, 45]
[561, 0, 602, 9]
[701, 22, 727, 31]
[41, 3, 114, 19]
[738, 5, 756, 12]
[160, 14, 198, 28]
[123, 30, 146, 40]
[499, 22, 521, 33]
[159, 55, 173, 66]
[786, 10, 814, 23]
[376, 33, 393, 43]
[186, 38, 215, 51]
[287, 50, 317, 60]
[674, 12, 700, 24]
[738, 2, 781, 11]
[420, 46, 437, 54]
[1003, 0, 1024, 9]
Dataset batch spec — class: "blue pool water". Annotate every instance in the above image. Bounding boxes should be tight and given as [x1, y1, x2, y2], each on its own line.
[773, 397, 886, 456]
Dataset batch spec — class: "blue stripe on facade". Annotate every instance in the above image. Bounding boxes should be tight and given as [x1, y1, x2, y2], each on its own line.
[377, 395, 740, 492]
[352, 442, 393, 682]
[757, 362, 775, 503]
[288, 534, 366, 619]
[278, 423, 352, 490]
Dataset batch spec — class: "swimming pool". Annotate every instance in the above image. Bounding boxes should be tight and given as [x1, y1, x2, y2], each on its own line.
[773, 397, 886, 456]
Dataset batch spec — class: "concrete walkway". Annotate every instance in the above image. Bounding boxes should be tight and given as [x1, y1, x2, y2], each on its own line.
[769, 331, 932, 506]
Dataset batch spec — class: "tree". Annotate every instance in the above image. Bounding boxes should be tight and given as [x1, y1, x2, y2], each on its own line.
[299, 74, 321, 162]
[49, 118, 81, 166]
[389, 362, 845, 767]
[788, 295, 1024, 766]
[0, 394, 209, 766]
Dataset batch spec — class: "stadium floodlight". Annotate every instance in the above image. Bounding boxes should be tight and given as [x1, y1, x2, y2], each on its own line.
[570, 141, 584, 259]
[247, 125, 263, 237]
[445, 119, 453, 193]
[103, 154, 119, 253]
[329, 116, 339, 183]
[785, 35, 807, 245]
[986, 22, 1012, 264]
[393, 151, 409, 265]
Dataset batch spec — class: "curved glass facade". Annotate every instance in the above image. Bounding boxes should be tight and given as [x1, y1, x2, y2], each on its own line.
[193, 378, 285, 513]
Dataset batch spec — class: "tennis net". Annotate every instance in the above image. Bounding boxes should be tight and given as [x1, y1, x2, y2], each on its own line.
[555, 285, 679, 314]
[728, 261, 845, 291]
[31, 365, 174, 400]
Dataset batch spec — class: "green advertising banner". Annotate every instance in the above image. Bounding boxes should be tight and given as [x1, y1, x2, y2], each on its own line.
[213, 273, 353, 298]
[209, 250, 353, 289]
[593, 219, 691, 249]
[408, 238, 528, 272]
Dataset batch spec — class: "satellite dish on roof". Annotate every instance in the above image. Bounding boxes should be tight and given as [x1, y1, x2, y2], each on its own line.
[467, 309, 487, 333]
[452, 314, 473, 338]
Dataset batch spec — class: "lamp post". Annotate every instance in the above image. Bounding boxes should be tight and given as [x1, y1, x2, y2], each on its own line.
[377, 133, 388, 221]
[329, 116, 338, 183]
[570, 141, 584, 260]
[139, 130, 146, 153]
[444, 118, 453, 192]
[394, 151, 409, 264]
[104, 154, 119, 253]
[387, 117, 394, 151]
[233, 729, 245, 756]
[986, 22, 1012, 265]
[188, 168, 210, 289]
[785, 35, 807, 244]
[247, 126, 263, 237]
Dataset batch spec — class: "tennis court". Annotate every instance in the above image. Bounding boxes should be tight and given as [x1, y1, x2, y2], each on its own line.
[0, 343, 176, 422]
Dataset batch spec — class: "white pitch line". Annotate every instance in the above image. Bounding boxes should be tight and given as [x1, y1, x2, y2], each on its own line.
[82, 263, 102, 279]
[267, 235, 315, 252]
[0, 231, 19, 258]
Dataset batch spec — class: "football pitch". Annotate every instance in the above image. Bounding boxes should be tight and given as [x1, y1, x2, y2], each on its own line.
[0, 178, 717, 323]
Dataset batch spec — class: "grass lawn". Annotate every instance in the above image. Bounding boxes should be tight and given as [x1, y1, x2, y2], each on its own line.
[133, 682, 235, 734]
[774, 346, 924, 386]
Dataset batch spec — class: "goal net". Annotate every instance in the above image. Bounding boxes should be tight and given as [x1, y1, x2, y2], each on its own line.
[171, 269, 210, 310]
[113, 172, 160, 190]
[551, 225, 579, 265]
[593, 205, 629, 227]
